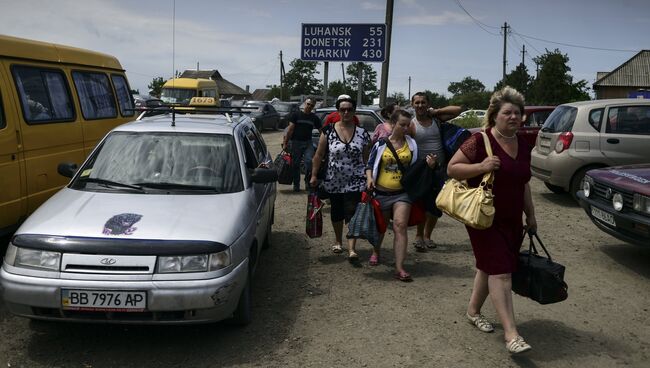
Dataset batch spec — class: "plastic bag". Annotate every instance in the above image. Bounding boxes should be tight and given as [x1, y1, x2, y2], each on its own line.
[274, 150, 293, 185]
[362, 191, 387, 234]
[347, 201, 380, 247]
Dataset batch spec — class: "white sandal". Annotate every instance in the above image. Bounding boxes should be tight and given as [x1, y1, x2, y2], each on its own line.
[466, 313, 494, 333]
[506, 336, 532, 354]
[331, 244, 343, 253]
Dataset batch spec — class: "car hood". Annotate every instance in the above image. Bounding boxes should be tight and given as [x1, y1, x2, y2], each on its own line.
[17, 188, 252, 244]
[588, 164, 650, 194]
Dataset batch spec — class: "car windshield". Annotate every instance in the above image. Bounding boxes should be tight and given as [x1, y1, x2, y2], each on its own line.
[160, 88, 196, 104]
[541, 106, 577, 133]
[71, 132, 243, 194]
[274, 104, 293, 112]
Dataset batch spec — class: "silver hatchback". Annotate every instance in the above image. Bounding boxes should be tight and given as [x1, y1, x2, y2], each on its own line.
[531, 99, 650, 200]
[1, 112, 277, 325]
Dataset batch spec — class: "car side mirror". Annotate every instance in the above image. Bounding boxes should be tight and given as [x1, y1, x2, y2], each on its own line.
[57, 162, 78, 178]
[251, 168, 278, 183]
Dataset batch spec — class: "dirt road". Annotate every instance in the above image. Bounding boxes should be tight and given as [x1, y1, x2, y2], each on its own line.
[1, 130, 649, 368]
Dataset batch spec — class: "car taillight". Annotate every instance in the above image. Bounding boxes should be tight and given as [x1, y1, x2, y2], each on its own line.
[555, 132, 573, 153]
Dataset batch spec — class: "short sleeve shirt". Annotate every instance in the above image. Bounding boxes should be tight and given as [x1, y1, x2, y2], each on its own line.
[322, 125, 371, 193]
[290, 111, 321, 141]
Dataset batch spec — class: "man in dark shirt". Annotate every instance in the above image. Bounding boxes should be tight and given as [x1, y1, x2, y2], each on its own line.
[282, 97, 322, 192]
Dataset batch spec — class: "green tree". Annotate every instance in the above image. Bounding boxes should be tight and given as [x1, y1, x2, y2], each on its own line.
[148, 77, 165, 98]
[447, 77, 490, 109]
[284, 59, 321, 96]
[267, 85, 290, 101]
[529, 49, 590, 105]
[346, 63, 378, 105]
[130, 88, 140, 95]
[389, 91, 407, 106]
[420, 90, 450, 108]
[495, 63, 533, 97]
[327, 80, 352, 99]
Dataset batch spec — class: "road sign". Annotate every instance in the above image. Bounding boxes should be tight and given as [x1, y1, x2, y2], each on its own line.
[301, 23, 386, 62]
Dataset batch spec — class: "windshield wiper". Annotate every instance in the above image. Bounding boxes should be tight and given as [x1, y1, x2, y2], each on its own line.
[77, 178, 144, 192]
[134, 182, 220, 192]
[540, 127, 554, 133]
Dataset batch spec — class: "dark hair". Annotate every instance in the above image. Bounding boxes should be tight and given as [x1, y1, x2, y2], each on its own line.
[335, 97, 356, 110]
[390, 109, 412, 123]
[411, 92, 430, 104]
[380, 103, 398, 119]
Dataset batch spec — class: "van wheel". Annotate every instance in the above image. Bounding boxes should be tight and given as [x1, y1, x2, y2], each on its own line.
[544, 182, 565, 194]
[228, 277, 251, 326]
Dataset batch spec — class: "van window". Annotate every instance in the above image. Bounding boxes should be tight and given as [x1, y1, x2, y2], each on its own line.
[12, 65, 75, 124]
[541, 106, 577, 133]
[111, 74, 135, 117]
[161, 88, 195, 104]
[72, 71, 117, 120]
[607, 106, 650, 135]
[202, 89, 217, 98]
[0, 92, 5, 129]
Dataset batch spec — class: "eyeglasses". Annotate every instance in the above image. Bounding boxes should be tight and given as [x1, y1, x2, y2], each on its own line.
[339, 108, 354, 113]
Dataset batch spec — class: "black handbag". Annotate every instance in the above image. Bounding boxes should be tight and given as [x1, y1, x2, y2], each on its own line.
[384, 140, 437, 201]
[512, 231, 568, 305]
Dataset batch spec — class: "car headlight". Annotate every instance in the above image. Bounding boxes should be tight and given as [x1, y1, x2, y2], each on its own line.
[583, 175, 594, 197]
[633, 193, 650, 214]
[612, 193, 624, 212]
[157, 249, 230, 273]
[4, 244, 61, 271]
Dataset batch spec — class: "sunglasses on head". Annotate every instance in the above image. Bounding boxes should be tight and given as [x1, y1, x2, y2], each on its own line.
[339, 107, 354, 113]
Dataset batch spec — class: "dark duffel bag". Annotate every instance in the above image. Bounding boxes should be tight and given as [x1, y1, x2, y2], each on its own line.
[512, 231, 568, 305]
[274, 150, 293, 185]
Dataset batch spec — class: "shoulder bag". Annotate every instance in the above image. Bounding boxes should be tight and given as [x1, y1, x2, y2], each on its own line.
[435, 132, 495, 229]
[512, 230, 568, 305]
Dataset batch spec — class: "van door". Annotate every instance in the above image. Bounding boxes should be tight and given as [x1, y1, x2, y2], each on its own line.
[601, 105, 650, 165]
[0, 64, 26, 234]
[10, 64, 85, 214]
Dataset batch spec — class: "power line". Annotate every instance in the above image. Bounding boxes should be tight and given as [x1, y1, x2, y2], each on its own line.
[453, 0, 500, 36]
[452, 0, 639, 53]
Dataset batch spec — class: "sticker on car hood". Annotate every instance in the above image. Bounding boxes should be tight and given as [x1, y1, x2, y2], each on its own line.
[103, 213, 143, 235]
[609, 170, 650, 184]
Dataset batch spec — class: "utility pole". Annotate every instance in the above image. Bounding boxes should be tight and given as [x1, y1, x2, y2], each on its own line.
[322, 62, 329, 106]
[279, 50, 284, 100]
[379, 0, 394, 107]
[357, 62, 363, 105]
[408, 76, 411, 100]
[341, 63, 346, 89]
[501, 22, 510, 82]
[520, 44, 526, 67]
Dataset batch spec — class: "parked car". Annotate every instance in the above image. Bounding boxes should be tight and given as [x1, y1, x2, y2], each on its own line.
[272, 101, 300, 129]
[244, 101, 281, 131]
[531, 99, 650, 200]
[577, 164, 650, 246]
[133, 94, 164, 112]
[468, 106, 556, 148]
[314, 107, 384, 147]
[0, 110, 278, 325]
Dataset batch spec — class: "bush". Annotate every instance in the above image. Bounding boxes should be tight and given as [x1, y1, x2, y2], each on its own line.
[449, 114, 483, 129]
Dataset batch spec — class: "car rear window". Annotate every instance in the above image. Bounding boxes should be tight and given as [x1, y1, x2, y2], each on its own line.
[541, 106, 577, 133]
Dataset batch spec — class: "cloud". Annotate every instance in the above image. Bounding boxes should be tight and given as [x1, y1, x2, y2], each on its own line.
[397, 10, 471, 25]
[361, 1, 384, 11]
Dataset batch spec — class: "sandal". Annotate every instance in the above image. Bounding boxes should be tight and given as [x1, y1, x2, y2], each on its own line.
[394, 270, 413, 282]
[348, 251, 360, 265]
[331, 244, 343, 254]
[466, 313, 494, 333]
[506, 336, 532, 354]
[413, 239, 427, 253]
[369, 254, 379, 266]
[425, 239, 437, 249]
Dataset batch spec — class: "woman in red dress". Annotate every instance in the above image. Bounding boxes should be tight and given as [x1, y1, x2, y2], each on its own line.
[447, 86, 538, 354]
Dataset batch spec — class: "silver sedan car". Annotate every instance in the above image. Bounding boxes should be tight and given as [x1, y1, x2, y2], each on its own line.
[1, 111, 277, 325]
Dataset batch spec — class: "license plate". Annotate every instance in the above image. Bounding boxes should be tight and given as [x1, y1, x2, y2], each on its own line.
[591, 206, 616, 227]
[62, 289, 147, 312]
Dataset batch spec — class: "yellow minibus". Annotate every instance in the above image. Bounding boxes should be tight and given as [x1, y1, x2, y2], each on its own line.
[160, 78, 220, 105]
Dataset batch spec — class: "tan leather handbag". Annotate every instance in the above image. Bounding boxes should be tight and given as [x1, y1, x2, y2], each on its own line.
[435, 132, 495, 229]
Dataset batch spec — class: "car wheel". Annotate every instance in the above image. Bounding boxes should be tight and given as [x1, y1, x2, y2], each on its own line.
[570, 166, 601, 202]
[544, 182, 566, 194]
[228, 276, 251, 326]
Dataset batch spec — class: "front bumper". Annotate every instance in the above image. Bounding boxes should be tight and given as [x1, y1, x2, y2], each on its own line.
[577, 191, 650, 247]
[0, 259, 248, 324]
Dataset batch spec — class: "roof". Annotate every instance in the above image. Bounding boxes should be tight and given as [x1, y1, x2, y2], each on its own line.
[561, 98, 650, 108]
[251, 89, 271, 100]
[180, 69, 250, 96]
[0, 34, 123, 70]
[593, 50, 650, 87]
[120, 113, 249, 135]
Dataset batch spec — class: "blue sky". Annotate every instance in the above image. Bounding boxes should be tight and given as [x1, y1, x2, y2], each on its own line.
[1, 0, 648, 99]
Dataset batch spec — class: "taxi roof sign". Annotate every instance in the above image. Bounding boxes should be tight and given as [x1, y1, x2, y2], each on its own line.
[189, 97, 218, 107]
